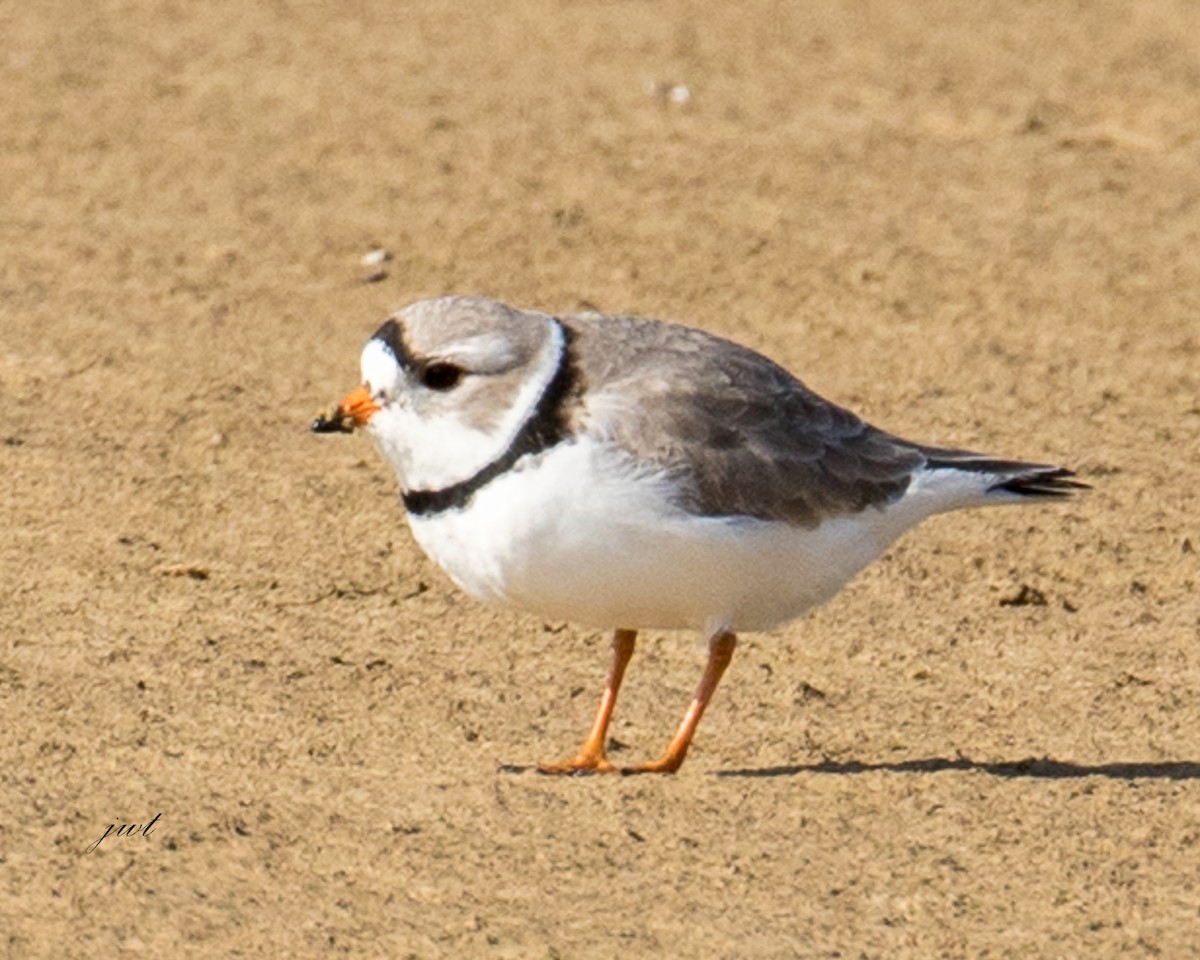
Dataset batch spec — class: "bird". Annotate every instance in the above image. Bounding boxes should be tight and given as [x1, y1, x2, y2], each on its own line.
[313, 295, 1085, 775]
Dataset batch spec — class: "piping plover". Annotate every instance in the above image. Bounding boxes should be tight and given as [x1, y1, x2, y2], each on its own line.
[314, 296, 1084, 774]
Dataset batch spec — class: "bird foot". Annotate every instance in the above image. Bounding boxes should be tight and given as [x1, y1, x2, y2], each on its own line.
[616, 752, 685, 775]
[536, 753, 620, 776]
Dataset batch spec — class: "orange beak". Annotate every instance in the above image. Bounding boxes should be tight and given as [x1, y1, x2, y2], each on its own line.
[311, 384, 380, 434]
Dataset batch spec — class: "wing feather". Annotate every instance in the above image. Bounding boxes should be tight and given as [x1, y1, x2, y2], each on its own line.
[565, 311, 923, 527]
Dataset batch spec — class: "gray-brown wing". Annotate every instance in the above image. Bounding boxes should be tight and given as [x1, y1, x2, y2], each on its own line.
[565, 311, 924, 527]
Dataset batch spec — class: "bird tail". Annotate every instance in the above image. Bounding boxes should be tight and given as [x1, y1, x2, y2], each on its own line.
[916, 446, 1089, 501]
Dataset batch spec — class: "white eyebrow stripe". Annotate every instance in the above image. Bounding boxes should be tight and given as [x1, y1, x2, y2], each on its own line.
[437, 334, 520, 372]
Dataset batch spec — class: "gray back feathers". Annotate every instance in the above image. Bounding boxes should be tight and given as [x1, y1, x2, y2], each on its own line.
[562, 310, 924, 527]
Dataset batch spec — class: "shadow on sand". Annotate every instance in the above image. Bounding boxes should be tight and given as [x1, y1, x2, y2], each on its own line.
[717, 756, 1200, 781]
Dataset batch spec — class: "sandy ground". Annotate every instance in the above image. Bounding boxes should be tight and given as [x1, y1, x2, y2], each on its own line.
[3, 0, 1199, 956]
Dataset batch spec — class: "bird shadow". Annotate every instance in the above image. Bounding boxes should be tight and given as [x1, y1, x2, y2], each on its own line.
[717, 755, 1200, 781]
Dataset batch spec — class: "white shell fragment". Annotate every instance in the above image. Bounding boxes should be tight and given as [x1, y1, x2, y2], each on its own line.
[361, 247, 393, 284]
[646, 79, 692, 107]
[361, 248, 392, 267]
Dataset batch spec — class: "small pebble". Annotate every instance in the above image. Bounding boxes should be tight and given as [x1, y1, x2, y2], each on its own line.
[647, 80, 692, 106]
[361, 248, 392, 267]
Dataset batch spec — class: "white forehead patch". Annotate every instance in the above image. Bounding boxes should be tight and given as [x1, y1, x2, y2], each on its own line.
[361, 338, 401, 394]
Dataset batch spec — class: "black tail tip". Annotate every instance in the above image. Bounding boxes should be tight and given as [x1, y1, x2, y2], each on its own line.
[989, 467, 1090, 499]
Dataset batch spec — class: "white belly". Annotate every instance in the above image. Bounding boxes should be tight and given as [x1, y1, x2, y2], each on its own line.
[405, 437, 932, 634]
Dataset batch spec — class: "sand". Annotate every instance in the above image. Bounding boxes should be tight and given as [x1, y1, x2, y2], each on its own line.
[3, 0, 1199, 956]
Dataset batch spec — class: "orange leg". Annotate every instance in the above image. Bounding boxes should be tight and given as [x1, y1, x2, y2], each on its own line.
[538, 629, 637, 775]
[623, 631, 737, 775]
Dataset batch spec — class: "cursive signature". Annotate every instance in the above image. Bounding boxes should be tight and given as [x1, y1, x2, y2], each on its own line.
[84, 814, 162, 855]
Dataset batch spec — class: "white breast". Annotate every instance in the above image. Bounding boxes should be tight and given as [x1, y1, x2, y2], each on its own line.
[404, 437, 942, 634]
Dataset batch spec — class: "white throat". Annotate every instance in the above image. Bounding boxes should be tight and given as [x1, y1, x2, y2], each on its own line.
[363, 321, 567, 493]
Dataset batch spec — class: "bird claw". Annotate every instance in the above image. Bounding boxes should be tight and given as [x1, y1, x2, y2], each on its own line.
[616, 754, 685, 775]
[536, 754, 620, 776]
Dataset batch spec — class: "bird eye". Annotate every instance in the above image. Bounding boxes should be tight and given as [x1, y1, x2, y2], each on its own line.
[420, 362, 464, 391]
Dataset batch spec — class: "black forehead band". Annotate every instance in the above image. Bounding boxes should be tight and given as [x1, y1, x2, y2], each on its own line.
[371, 318, 417, 369]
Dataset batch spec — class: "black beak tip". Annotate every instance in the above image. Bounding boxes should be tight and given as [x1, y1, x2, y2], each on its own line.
[311, 410, 353, 434]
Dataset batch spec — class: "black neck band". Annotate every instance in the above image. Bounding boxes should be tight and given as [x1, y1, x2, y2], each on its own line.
[401, 322, 579, 517]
